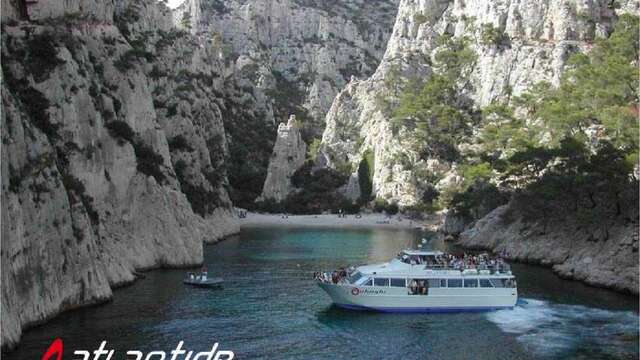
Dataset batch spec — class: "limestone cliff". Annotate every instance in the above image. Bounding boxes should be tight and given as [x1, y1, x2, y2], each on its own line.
[258, 115, 307, 202]
[175, 0, 399, 138]
[457, 205, 639, 295]
[170, 0, 399, 207]
[320, 0, 639, 206]
[1, 0, 238, 349]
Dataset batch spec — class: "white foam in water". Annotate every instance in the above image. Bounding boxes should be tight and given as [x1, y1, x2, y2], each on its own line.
[488, 299, 560, 334]
[486, 299, 639, 358]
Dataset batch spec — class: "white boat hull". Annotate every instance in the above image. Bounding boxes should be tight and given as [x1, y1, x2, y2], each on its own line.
[318, 283, 517, 313]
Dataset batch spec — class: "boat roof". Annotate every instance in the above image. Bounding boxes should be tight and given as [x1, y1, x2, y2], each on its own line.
[356, 259, 514, 278]
[401, 249, 444, 256]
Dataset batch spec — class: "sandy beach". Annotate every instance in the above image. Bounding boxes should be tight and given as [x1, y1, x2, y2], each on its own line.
[238, 212, 438, 229]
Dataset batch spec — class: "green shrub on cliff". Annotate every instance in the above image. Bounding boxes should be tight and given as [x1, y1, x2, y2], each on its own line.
[373, 198, 399, 215]
[272, 163, 351, 214]
[2, 67, 59, 140]
[181, 11, 192, 31]
[393, 36, 477, 162]
[450, 181, 507, 220]
[479, 23, 510, 47]
[25, 31, 65, 82]
[394, 74, 473, 161]
[133, 142, 165, 183]
[483, 14, 639, 166]
[105, 120, 136, 145]
[307, 138, 322, 161]
[358, 150, 374, 202]
[168, 135, 194, 153]
[281, 191, 355, 215]
[293, 166, 348, 193]
[433, 35, 477, 81]
[114, 47, 154, 72]
[104, 120, 167, 183]
[175, 161, 222, 217]
[470, 15, 640, 224]
[460, 162, 493, 188]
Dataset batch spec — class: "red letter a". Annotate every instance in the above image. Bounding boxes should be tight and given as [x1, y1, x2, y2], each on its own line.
[41, 338, 63, 360]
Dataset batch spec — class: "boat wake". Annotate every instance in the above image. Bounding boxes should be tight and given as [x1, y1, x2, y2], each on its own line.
[486, 298, 639, 359]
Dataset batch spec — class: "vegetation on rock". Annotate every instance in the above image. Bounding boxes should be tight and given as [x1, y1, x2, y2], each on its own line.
[256, 162, 352, 214]
[479, 23, 510, 48]
[457, 14, 639, 225]
[181, 11, 193, 31]
[387, 14, 638, 224]
[104, 121, 166, 183]
[393, 35, 477, 162]
[357, 150, 374, 202]
[222, 88, 277, 209]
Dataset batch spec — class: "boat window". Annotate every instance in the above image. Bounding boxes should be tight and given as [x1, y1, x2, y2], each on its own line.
[390, 278, 406, 287]
[374, 278, 390, 287]
[348, 271, 363, 284]
[440, 279, 447, 287]
[464, 279, 478, 288]
[479, 279, 494, 288]
[427, 279, 441, 288]
[362, 278, 373, 286]
[407, 279, 428, 295]
[447, 279, 462, 288]
[489, 279, 505, 288]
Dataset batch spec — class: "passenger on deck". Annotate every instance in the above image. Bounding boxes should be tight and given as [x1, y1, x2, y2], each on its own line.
[418, 280, 427, 295]
[338, 268, 347, 282]
[409, 279, 418, 295]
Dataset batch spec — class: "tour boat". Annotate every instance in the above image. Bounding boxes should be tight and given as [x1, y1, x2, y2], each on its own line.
[316, 249, 517, 313]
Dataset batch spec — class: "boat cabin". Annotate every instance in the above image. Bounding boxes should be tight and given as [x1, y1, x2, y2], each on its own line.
[348, 270, 516, 295]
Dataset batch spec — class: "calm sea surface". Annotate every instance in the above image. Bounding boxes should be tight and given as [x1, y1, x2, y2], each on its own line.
[5, 226, 638, 359]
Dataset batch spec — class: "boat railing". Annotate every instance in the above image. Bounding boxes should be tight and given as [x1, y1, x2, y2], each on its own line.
[422, 263, 511, 274]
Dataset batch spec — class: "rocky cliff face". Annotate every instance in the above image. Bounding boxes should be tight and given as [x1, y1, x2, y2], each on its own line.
[1, 0, 239, 349]
[258, 115, 307, 202]
[175, 0, 398, 138]
[320, 0, 638, 206]
[457, 205, 639, 295]
[170, 0, 399, 207]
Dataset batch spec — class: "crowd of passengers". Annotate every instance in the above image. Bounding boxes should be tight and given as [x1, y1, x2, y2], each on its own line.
[400, 252, 510, 272]
[314, 252, 512, 284]
[314, 268, 350, 284]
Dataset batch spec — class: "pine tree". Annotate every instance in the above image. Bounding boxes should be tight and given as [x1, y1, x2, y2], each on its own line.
[181, 11, 192, 31]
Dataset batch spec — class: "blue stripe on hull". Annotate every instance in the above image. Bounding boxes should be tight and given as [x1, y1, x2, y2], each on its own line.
[334, 303, 513, 313]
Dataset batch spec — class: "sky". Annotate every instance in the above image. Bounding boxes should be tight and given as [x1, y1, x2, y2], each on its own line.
[165, 0, 184, 9]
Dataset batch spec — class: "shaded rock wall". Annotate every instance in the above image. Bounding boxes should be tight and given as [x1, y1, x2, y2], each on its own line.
[1, 0, 238, 349]
[457, 205, 639, 295]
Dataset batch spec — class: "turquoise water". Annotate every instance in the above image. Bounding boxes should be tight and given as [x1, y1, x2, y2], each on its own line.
[5, 227, 638, 359]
